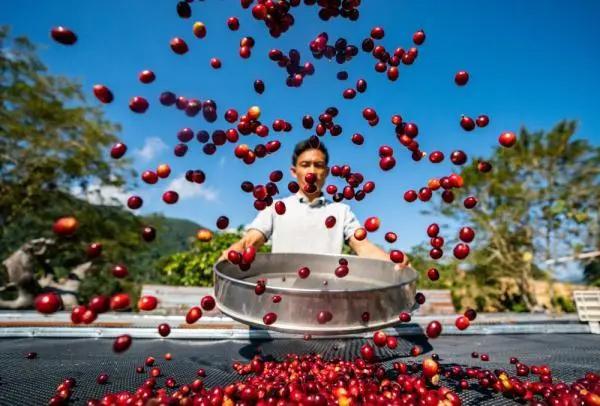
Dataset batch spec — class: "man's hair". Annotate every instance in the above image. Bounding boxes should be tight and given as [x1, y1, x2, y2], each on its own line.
[292, 139, 329, 166]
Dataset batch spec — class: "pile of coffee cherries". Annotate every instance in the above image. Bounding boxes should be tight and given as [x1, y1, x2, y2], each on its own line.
[45, 348, 600, 405]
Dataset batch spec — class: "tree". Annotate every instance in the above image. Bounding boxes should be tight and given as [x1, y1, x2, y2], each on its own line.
[0, 26, 134, 238]
[0, 27, 150, 303]
[436, 121, 600, 310]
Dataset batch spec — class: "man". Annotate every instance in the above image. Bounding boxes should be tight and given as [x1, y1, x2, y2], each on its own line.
[220, 139, 409, 267]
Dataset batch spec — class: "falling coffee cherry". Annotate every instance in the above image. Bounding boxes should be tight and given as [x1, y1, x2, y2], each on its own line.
[111, 264, 128, 278]
[186, 307, 202, 324]
[138, 70, 156, 84]
[34, 292, 62, 314]
[162, 191, 179, 204]
[460, 116, 475, 131]
[476, 115, 489, 127]
[499, 131, 517, 147]
[53, 216, 79, 236]
[227, 17, 240, 30]
[93, 85, 114, 104]
[129, 96, 149, 113]
[253, 79, 265, 94]
[364, 217, 380, 232]
[86, 242, 102, 259]
[110, 142, 127, 159]
[170, 37, 189, 54]
[50, 26, 77, 45]
[193, 22, 207, 38]
[176, 1, 191, 18]
[325, 216, 336, 229]
[113, 334, 132, 353]
[455, 316, 470, 330]
[454, 70, 469, 86]
[426, 320, 442, 338]
[216, 216, 229, 230]
[158, 323, 171, 337]
[127, 196, 143, 210]
[141, 226, 156, 242]
[412, 29, 426, 45]
[453, 243, 470, 259]
[138, 295, 158, 311]
[263, 312, 277, 325]
[200, 295, 216, 311]
[297, 267, 310, 279]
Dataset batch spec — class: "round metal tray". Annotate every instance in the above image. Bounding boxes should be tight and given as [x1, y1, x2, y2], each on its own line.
[214, 252, 418, 335]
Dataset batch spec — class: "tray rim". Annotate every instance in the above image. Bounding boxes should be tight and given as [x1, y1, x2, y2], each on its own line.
[213, 252, 419, 294]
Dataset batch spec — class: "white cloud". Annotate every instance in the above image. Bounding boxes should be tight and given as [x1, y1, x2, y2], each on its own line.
[166, 175, 219, 202]
[70, 182, 130, 207]
[134, 137, 168, 162]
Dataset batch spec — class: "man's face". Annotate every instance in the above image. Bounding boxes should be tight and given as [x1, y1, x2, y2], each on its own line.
[291, 149, 329, 198]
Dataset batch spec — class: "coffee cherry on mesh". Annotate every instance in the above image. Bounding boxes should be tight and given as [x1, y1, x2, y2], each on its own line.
[25, 352, 37, 359]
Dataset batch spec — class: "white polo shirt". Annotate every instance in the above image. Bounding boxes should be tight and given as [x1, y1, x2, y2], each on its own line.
[245, 193, 361, 255]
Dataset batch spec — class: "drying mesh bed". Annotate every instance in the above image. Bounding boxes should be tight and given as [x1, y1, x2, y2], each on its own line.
[0, 334, 598, 405]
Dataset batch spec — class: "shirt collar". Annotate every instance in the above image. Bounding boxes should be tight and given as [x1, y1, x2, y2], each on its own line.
[296, 192, 327, 207]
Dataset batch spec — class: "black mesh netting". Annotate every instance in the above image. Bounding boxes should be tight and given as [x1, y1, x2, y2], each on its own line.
[0, 334, 598, 405]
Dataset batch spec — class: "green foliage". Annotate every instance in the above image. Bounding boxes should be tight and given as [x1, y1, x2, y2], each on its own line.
[583, 259, 600, 286]
[0, 26, 134, 232]
[551, 295, 576, 313]
[159, 231, 271, 286]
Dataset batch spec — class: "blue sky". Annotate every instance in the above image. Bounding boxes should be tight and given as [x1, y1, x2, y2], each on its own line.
[2, 1, 599, 277]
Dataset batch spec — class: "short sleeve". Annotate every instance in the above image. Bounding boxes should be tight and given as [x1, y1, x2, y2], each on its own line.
[245, 206, 274, 240]
[343, 205, 361, 241]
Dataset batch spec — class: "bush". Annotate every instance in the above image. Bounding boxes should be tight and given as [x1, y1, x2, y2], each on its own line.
[552, 295, 576, 313]
[158, 231, 270, 286]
